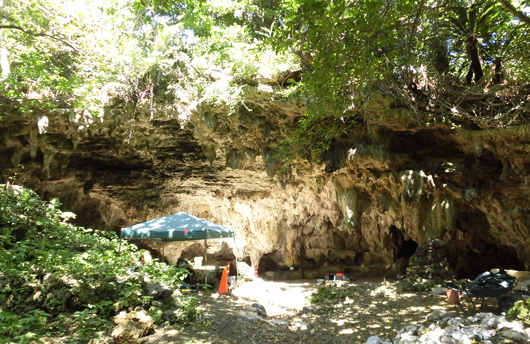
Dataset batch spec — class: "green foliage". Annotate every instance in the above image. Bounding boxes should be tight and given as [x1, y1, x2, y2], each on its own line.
[0, 0, 106, 110]
[0, 309, 50, 344]
[260, 0, 530, 159]
[173, 295, 199, 324]
[506, 298, 530, 326]
[309, 285, 347, 304]
[71, 309, 114, 338]
[136, 0, 278, 39]
[0, 185, 136, 281]
[0, 184, 200, 341]
[140, 260, 190, 286]
[4, 0, 530, 168]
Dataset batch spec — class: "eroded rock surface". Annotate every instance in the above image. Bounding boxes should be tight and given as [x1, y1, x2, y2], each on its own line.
[1, 86, 530, 277]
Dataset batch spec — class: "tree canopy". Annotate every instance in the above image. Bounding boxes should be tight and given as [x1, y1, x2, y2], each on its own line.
[1, 0, 530, 158]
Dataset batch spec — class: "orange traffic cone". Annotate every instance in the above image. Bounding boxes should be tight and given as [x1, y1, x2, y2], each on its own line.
[218, 267, 229, 294]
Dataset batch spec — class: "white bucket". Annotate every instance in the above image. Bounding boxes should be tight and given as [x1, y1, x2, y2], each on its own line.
[194, 257, 204, 266]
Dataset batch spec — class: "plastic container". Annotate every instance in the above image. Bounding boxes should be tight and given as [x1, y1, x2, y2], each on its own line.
[446, 289, 460, 305]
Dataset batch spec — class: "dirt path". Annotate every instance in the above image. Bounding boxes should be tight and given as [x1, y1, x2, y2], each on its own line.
[139, 278, 492, 344]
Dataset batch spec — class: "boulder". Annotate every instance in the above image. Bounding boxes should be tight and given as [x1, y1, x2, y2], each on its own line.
[112, 310, 154, 344]
[43, 273, 63, 290]
[494, 329, 530, 343]
[145, 282, 173, 300]
[43, 288, 72, 314]
[426, 310, 458, 322]
[365, 336, 383, 344]
[88, 334, 113, 344]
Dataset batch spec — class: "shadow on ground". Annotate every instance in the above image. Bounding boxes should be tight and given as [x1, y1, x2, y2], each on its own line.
[141, 278, 492, 344]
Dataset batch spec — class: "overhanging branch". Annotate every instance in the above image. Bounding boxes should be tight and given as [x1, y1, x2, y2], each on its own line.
[0, 25, 79, 51]
[406, 0, 427, 75]
[498, 0, 530, 26]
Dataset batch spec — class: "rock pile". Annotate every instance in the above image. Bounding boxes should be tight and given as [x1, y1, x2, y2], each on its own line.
[367, 311, 530, 344]
[397, 239, 454, 292]
[112, 310, 154, 344]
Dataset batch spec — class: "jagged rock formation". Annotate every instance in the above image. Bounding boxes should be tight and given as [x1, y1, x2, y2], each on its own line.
[1, 85, 530, 278]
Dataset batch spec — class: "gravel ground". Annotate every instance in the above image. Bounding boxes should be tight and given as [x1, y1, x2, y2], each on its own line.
[145, 278, 501, 344]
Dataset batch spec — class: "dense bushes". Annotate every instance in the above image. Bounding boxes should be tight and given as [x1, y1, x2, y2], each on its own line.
[506, 298, 530, 326]
[0, 184, 199, 343]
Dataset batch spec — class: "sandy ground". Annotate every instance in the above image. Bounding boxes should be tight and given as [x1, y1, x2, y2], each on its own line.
[139, 277, 499, 344]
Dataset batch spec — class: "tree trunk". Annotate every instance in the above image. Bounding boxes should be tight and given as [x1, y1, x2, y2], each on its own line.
[466, 35, 483, 84]
[493, 58, 504, 84]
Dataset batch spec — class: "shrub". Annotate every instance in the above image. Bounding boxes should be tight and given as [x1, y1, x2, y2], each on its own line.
[0, 184, 200, 342]
[506, 298, 530, 326]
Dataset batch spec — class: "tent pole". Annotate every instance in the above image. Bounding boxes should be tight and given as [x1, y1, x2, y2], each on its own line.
[204, 229, 208, 285]
[234, 234, 238, 283]
[162, 240, 165, 264]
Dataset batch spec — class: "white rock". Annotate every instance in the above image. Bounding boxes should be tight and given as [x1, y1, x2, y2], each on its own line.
[495, 329, 530, 343]
[458, 336, 472, 344]
[475, 327, 493, 341]
[439, 317, 463, 328]
[499, 320, 524, 331]
[365, 336, 383, 344]
[399, 337, 419, 344]
[439, 335, 456, 344]
[475, 312, 494, 319]
[422, 338, 443, 344]
[480, 315, 504, 328]
[443, 327, 463, 340]
[290, 321, 309, 331]
[426, 310, 458, 322]
[272, 319, 290, 326]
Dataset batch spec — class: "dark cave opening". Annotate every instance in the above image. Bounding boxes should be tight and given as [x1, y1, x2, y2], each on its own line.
[449, 210, 526, 279]
[397, 238, 418, 259]
[258, 252, 279, 274]
[390, 226, 418, 259]
[453, 243, 525, 279]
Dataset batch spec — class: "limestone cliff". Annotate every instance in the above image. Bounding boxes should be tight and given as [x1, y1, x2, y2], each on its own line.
[1, 84, 529, 278]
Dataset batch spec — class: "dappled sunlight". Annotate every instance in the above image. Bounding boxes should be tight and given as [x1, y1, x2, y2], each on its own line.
[297, 280, 454, 340]
[339, 328, 355, 334]
[232, 279, 315, 316]
[209, 278, 458, 342]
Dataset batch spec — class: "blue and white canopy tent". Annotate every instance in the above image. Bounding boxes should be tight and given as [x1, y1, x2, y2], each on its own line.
[120, 212, 236, 283]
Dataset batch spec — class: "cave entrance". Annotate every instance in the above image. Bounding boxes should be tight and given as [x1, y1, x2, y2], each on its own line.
[450, 210, 526, 279]
[258, 252, 279, 274]
[453, 243, 525, 279]
[390, 226, 418, 259]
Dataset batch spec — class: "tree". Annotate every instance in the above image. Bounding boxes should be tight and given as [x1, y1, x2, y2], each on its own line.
[498, 0, 530, 26]
[436, 0, 513, 84]
[3, 0, 530, 163]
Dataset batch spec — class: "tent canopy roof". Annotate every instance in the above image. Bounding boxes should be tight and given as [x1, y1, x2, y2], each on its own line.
[120, 212, 235, 241]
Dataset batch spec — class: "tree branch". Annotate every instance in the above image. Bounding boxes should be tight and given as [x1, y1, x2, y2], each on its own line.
[406, 0, 427, 73]
[0, 25, 79, 51]
[498, 0, 530, 26]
